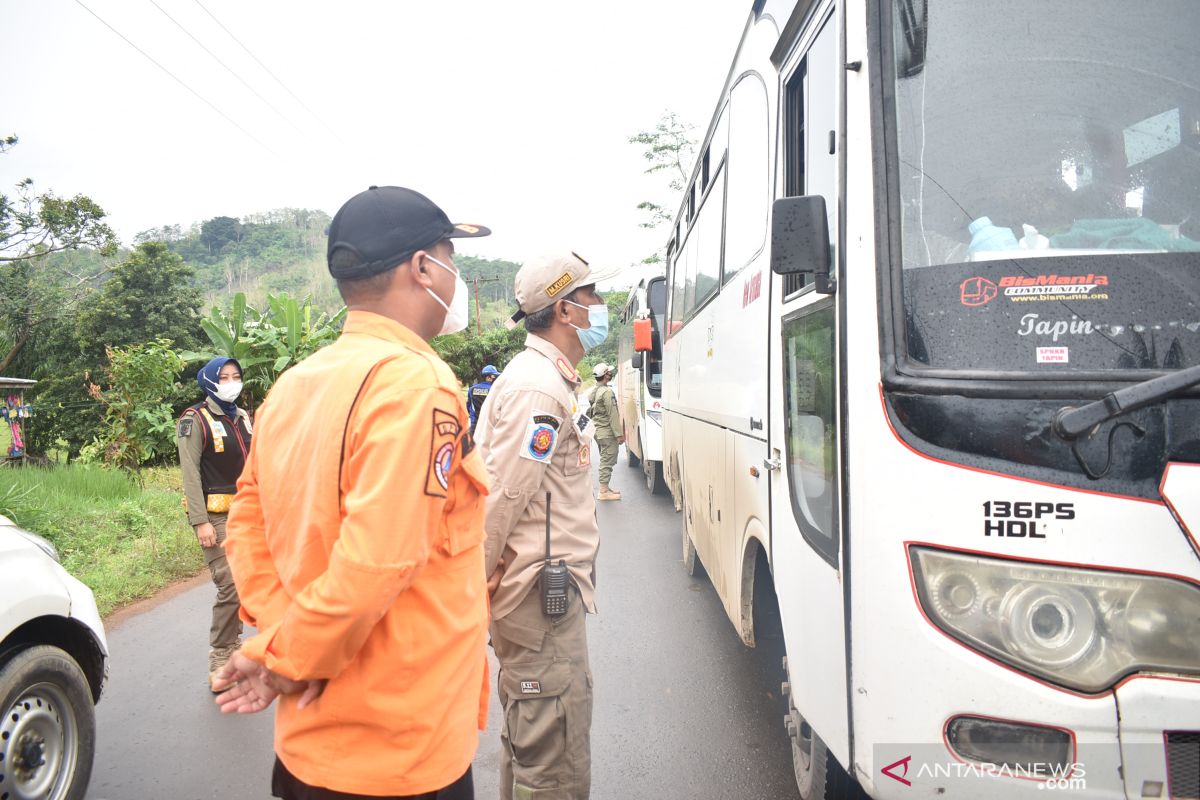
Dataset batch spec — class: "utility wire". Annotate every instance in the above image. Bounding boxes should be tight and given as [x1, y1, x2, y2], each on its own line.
[74, 0, 281, 159]
[148, 0, 308, 138]
[191, 0, 340, 141]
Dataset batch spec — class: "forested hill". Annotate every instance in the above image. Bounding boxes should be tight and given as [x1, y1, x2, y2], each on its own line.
[134, 209, 524, 324]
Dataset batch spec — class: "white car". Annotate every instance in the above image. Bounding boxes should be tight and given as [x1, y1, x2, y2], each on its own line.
[0, 513, 108, 800]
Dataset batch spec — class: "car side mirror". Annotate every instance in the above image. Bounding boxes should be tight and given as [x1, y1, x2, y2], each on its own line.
[770, 196, 834, 294]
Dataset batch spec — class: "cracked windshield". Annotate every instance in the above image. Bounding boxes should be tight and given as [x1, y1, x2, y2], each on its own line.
[894, 0, 1200, 372]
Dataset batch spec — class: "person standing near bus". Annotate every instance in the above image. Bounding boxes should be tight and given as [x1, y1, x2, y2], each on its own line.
[467, 364, 500, 435]
[176, 356, 252, 691]
[475, 250, 618, 800]
[212, 185, 493, 800]
[587, 363, 623, 500]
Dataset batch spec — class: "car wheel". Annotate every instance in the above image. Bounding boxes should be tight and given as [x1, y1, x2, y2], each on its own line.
[0, 645, 96, 800]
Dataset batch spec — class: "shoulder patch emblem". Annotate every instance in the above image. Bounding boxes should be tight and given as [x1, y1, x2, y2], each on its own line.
[177, 417, 193, 437]
[426, 408, 462, 497]
[520, 412, 561, 463]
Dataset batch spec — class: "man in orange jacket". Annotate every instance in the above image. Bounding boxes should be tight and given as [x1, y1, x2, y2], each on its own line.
[213, 186, 493, 800]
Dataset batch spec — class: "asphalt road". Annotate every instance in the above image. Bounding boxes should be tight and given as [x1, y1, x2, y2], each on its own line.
[86, 453, 800, 800]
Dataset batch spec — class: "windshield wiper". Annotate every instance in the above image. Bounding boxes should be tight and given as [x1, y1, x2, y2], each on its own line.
[1053, 363, 1200, 440]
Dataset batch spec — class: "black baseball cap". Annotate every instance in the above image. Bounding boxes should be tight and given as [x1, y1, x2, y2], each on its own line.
[326, 186, 490, 279]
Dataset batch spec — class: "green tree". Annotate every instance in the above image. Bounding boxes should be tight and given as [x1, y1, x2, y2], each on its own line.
[629, 111, 697, 263]
[75, 241, 205, 362]
[199, 215, 242, 258]
[184, 291, 346, 407]
[24, 243, 204, 459]
[433, 326, 527, 386]
[80, 339, 187, 474]
[0, 137, 119, 371]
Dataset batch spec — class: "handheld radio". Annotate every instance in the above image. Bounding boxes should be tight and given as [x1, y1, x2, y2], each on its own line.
[540, 491, 569, 616]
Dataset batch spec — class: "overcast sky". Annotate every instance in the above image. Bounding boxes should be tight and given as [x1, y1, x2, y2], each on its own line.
[0, 1, 747, 282]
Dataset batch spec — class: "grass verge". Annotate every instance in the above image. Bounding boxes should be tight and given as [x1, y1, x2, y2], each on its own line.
[0, 463, 202, 616]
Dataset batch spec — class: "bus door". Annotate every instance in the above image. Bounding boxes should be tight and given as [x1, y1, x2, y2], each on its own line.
[768, 4, 852, 768]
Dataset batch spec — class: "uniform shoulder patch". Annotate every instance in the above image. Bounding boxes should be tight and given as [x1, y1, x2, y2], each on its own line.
[520, 411, 562, 463]
[554, 357, 578, 383]
[425, 408, 462, 497]
[177, 417, 194, 437]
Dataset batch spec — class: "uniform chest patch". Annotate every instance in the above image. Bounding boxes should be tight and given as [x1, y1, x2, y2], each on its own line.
[578, 444, 591, 467]
[520, 412, 561, 463]
[520, 680, 542, 694]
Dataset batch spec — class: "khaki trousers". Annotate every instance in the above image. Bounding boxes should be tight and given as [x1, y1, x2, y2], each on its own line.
[202, 513, 243, 650]
[595, 437, 618, 486]
[491, 583, 592, 800]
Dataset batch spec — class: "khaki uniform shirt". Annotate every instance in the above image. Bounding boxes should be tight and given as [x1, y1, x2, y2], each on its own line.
[587, 384, 621, 441]
[176, 397, 252, 526]
[477, 334, 598, 620]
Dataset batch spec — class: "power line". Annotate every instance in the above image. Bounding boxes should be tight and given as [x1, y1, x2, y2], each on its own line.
[147, 0, 308, 138]
[74, 0, 281, 159]
[191, 0, 340, 141]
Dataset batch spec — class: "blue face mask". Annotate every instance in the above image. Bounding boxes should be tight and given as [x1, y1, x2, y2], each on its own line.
[565, 300, 609, 352]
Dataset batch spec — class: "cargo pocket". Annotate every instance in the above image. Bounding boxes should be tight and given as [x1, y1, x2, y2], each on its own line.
[500, 658, 574, 768]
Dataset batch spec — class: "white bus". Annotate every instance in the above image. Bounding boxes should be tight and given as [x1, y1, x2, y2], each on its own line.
[661, 1, 1200, 798]
[617, 275, 668, 495]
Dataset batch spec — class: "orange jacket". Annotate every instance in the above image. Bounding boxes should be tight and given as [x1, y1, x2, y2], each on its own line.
[225, 311, 489, 796]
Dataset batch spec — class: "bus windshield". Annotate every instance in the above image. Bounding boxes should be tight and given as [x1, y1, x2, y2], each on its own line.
[892, 0, 1200, 373]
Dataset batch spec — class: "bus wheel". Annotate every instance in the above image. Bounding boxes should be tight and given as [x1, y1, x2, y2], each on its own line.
[681, 505, 704, 578]
[645, 460, 666, 495]
[626, 442, 641, 468]
[788, 709, 866, 800]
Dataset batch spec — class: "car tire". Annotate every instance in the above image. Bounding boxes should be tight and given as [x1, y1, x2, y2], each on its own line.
[0, 645, 97, 800]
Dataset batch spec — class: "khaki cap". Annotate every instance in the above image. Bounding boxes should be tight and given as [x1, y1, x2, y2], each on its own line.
[509, 251, 622, 325]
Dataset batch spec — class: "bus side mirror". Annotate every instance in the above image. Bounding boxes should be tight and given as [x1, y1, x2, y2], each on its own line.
[631, 352, 643, 369]
[633, 318, 653, 352]
[770, 196, 834, 294]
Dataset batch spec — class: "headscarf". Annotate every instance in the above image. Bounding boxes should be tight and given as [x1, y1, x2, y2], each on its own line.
[197, 356, 242, 418]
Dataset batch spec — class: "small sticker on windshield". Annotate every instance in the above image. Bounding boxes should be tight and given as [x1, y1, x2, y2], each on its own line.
[1037, 347, 1069, 364]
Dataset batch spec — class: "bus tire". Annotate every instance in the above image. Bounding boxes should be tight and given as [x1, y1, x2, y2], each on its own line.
[682, 504, 704, 578]
[791, 717, 867, 800]
[645, 460, 665, 495]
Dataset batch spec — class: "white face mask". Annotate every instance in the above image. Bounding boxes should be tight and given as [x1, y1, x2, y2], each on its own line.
[214, 380, 243, 403]
[425, 255, 468, 335]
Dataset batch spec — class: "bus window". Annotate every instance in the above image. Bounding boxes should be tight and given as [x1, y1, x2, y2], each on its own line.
[782, 302, 837, 564]
[693, 165, 726, 311]
[725, 73, 770, 278]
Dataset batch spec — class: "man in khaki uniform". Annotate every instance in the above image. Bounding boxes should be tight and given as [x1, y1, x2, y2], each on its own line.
[585, 363, 623, 500]
[476, 251, 619, 800]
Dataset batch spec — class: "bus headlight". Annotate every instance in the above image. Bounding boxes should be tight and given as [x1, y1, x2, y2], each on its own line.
[910, 547, 1200, 693]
